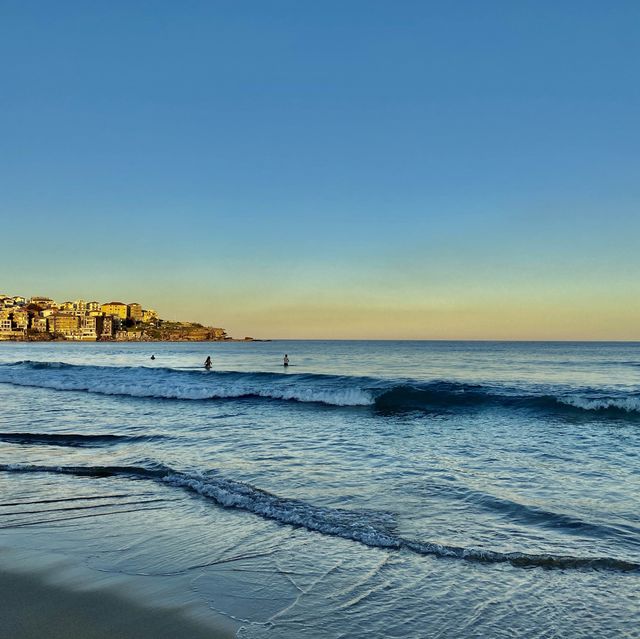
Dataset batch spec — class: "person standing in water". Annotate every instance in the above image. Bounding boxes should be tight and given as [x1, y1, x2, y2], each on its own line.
[204, 356, 212, 369]
[283, 354, 289, 367]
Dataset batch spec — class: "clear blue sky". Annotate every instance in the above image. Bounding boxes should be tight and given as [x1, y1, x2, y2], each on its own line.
[2, 1, 639, 338]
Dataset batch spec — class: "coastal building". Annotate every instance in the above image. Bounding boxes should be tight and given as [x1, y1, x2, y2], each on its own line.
[11, 310, 29, 331]
[79, 315, 111, 340]
[31, 317, 48, 333]
[128, 303, 143, 322]
[50, 313, 81, 339]
[101, 302, 128, 320]
[80, 315, 98, 340]
[29, 296, 55, 308]
[0, 309, 29, 338]
[99, 315, 114, 340]
[142, 309, 158, 323]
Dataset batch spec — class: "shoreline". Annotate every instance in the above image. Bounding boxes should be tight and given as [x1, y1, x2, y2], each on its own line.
[0, 548, 238, 639]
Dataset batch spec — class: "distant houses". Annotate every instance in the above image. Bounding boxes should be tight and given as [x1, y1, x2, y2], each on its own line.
[0, 294, 214, 342]
[100, 301, 129, 321]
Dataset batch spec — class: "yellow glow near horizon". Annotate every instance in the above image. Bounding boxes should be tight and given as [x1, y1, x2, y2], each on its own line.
[154, 297, 640, 341]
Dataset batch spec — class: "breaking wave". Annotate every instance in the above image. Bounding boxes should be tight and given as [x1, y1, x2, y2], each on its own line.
[1, 462, 637, 573]
[0, 361, 373, 406]
[1, 360, 639, 417]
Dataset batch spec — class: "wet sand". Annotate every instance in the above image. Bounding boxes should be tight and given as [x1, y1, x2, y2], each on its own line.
[0, 554, 237, 639]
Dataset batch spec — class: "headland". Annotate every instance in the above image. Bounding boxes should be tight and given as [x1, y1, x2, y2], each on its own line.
[0, 293, 259, 342]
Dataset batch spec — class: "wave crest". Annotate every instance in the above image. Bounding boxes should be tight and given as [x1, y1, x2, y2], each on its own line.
[1, 462, 637, 573]
[1, 360, 639, 417]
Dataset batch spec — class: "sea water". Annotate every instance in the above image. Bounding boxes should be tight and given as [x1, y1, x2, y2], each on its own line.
[0, 341, 638, 637]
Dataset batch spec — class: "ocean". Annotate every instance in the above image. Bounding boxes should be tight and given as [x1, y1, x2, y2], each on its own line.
[0, 340, 638, 637]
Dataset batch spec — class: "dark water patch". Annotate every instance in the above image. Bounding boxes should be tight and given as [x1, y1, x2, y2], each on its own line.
[0, 432, 166, 447]
[0, 492, 152, 507]
[1, 462, 637, 574]
[0, 505, 166, 529]
[0, 497, 174, 517]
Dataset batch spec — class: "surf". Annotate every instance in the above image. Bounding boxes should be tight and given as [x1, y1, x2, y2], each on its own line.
[1, 462, 637, 573]
[1, 360, 640, 417]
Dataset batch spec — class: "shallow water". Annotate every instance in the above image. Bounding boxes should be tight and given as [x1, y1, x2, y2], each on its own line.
[1, 341, 639, 637]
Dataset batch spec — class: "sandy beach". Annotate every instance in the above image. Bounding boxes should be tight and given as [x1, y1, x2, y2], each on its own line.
[0, 550, 237, 639]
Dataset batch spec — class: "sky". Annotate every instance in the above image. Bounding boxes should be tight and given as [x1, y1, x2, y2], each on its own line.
[1, 1, 639, 339]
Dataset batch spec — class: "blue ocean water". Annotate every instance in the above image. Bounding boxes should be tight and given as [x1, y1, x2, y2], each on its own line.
[0, 341, 639, 637]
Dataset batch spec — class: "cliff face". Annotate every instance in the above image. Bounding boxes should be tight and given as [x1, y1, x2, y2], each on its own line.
[138, 322, 228, 341]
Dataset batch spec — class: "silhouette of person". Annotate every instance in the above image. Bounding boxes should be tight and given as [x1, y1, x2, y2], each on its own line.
[204, 356, 212, 369]
[283, 354, 289, 367]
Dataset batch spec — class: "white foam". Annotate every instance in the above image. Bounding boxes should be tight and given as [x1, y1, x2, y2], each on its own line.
[162, 473, 400, 548]
[3, 463, 637, 572]
[559, 396, 640, 413]
[3, 361, 639, 414]
[0, 365, 375, 406]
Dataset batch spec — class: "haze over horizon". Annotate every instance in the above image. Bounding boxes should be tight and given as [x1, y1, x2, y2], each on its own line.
[2, 1, 639, 340]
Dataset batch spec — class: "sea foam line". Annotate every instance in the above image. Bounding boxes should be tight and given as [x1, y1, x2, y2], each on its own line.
[1, 463, 637, 573]
[2, 360, 640, 415]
